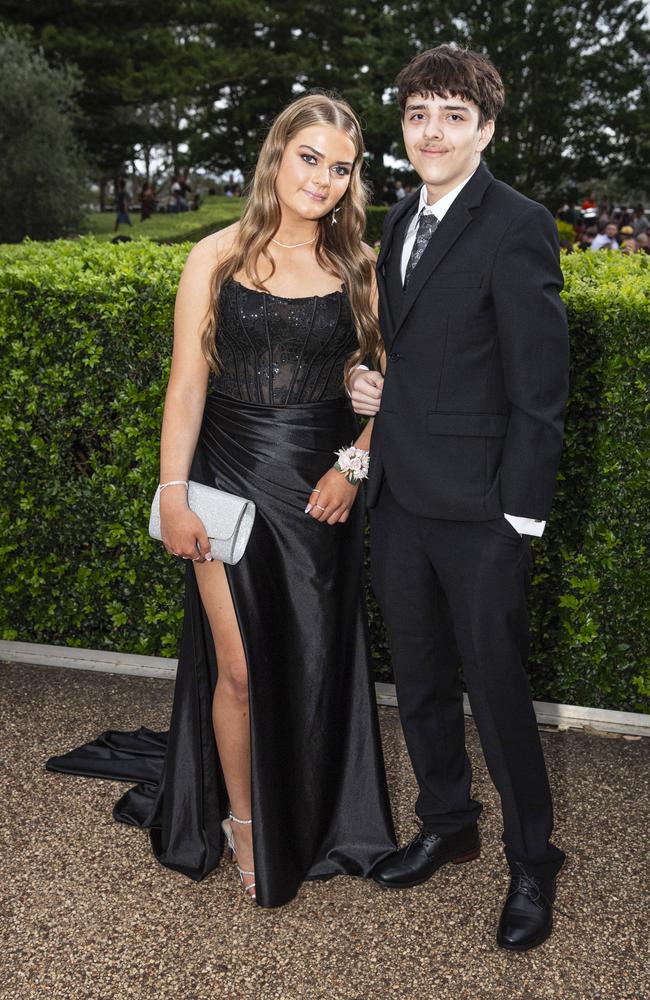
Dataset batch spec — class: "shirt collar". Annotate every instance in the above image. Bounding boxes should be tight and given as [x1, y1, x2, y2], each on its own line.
[417, 168, 478, 222]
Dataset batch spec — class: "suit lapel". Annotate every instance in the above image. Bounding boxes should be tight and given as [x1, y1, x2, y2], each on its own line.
[376, 190, 419, 272]
[383, 209, 413, 336]
[393, 163, 494, 340]
[376, 192, 419, 342]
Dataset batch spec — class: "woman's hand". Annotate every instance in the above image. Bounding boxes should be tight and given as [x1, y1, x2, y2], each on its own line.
[160, 491, 213, 562]
[305, 467, 359, 525]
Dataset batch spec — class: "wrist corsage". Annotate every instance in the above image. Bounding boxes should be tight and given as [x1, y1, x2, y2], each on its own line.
[334, 444, 370, 485]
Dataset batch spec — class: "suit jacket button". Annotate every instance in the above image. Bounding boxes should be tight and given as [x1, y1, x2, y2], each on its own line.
[389, 352, 400, 361]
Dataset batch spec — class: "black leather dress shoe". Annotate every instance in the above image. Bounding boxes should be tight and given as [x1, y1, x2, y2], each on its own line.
[372, 826, 480, 889]
[497, 863, 556, 951]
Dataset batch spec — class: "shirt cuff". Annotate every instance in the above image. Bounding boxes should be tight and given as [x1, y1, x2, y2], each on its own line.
[345, 364, 369, 397]
[503, 513, 546, 537]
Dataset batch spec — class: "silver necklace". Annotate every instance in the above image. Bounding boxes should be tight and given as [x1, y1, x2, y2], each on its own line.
[271, 235, 317, 249]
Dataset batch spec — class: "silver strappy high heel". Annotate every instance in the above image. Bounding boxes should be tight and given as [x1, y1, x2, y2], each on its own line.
[221, 812, 256, 900]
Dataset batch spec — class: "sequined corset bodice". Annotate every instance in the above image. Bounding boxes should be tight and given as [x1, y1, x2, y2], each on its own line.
[208, 279, 357, 405]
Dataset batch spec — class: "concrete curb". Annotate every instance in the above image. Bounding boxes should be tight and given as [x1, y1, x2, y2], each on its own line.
[2, 639, 648, 737]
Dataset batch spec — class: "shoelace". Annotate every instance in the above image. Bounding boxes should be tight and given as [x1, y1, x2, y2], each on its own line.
[509, 861, 572, 919]
[417, 828, 442, 843]
[402, 827, 444, 865]
[509, 862, 546, 908]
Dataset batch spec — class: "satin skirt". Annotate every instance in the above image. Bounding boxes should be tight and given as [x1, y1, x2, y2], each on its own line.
[47, 391, 396, 907]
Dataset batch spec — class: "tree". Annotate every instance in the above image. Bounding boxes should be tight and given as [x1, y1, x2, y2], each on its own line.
[404, 0, 650, 202]
[183, 1, 439, 193]
[184, 0, 650, 201]
[0, 1, 222, 205]
[0, 27, 88, 242]
[2, 0, 647, 206]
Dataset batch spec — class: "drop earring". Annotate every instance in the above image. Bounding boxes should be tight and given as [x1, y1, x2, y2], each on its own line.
[331, 205, 342, 225]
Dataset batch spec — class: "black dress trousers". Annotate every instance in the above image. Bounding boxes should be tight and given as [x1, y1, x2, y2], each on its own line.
[371, 480, 565, 880]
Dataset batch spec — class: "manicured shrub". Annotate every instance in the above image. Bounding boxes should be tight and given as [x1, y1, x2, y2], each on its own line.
[529, 251, 649, 711]
[0, 240, 185, 657]
[1, 242, 647, 711]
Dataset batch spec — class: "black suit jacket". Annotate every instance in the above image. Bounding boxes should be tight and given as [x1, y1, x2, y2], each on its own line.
[367, 162, 570, 521]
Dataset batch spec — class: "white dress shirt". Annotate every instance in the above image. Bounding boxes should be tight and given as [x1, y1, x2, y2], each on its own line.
[358, 172, 547, 536]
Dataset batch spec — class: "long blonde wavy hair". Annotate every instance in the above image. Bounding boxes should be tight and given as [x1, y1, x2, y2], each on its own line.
[202, 93, 382, 382]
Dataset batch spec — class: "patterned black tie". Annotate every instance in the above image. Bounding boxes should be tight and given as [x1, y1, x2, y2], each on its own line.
[404, 210, 439, 288]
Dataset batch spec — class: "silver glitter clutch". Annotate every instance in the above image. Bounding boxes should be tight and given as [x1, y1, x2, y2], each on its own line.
[149, 481, 256, 565]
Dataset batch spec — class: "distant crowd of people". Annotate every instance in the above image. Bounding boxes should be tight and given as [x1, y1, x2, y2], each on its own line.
[113, 173, 204, 230]
[557, 195, 649, 255]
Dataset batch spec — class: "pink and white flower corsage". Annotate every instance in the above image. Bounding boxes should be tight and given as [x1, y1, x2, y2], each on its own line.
[334, 445, 370, 485]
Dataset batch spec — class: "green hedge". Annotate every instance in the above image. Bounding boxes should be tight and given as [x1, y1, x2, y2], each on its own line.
[1, 241, 648, 712]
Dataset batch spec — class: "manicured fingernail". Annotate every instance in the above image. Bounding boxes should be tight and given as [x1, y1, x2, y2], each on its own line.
[305, 504, 312, 513]
[205, 553, 212, 561]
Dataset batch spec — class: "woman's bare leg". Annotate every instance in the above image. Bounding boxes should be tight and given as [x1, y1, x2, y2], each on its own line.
[194, 559, 255, 894]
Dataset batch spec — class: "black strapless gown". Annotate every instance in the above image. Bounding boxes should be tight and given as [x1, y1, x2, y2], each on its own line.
[46, 279, 396, 907]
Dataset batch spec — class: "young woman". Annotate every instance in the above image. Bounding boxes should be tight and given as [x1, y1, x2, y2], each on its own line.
[47, 94, 395, 907]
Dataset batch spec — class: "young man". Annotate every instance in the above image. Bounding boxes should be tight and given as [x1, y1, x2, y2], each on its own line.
[350, 45, 569, 951]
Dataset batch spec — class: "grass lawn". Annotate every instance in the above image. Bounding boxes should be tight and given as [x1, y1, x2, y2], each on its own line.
[83, 197, 388, 246]
[84, 196, 244, 244]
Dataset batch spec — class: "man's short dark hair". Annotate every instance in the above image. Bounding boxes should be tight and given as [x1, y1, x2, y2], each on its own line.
[395, 44, 505, 126]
